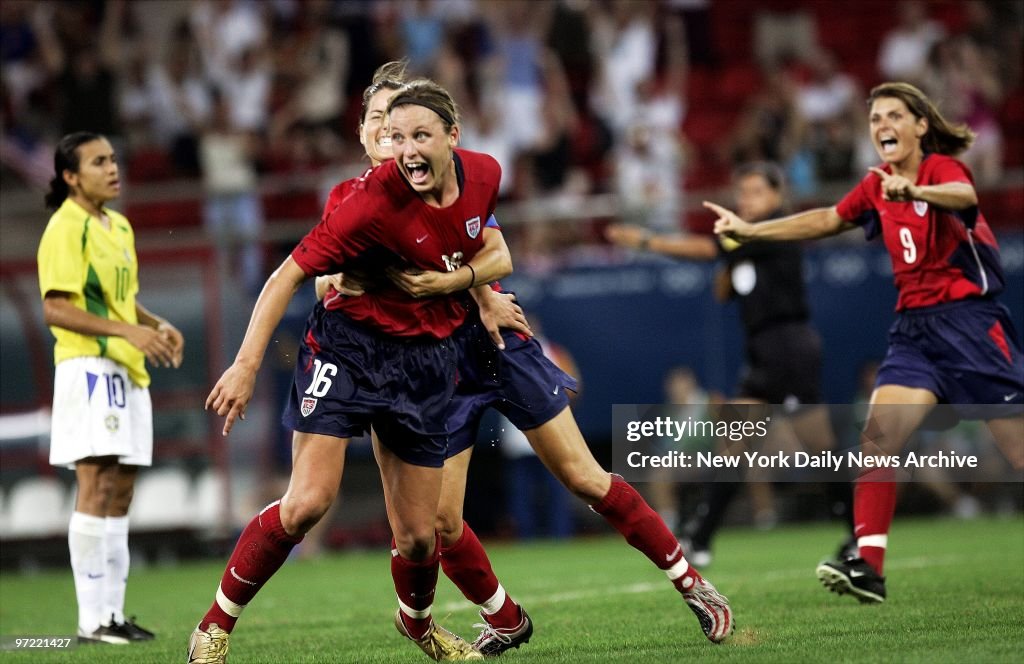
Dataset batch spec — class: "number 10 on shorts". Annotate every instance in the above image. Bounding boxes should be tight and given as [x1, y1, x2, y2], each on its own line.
[87, 371, 126, 408]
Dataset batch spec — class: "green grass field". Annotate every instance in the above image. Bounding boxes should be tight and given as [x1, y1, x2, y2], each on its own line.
[1, 516, 1022, 662]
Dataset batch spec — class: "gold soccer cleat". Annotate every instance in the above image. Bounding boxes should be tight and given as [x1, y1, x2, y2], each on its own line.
[394, 610, 483, 661]
[188, 623, 230, 663]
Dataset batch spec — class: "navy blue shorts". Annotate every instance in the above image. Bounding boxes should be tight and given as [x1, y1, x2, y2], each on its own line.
[281, 304, 456, 467]
[876, 298, 1024, 419]
[447, 318, 578, 457]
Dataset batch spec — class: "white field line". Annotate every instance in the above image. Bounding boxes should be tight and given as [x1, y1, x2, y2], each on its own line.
[436, 552, 993, 614]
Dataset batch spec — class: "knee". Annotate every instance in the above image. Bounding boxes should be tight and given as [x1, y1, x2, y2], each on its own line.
[109, 483, 134, 515]
[434, 511, 463, 549]
[393, 527, 438, 562]
[280, 487, 334, 535]
[558, 463, 609, 503]
[77, 475, 116, 514]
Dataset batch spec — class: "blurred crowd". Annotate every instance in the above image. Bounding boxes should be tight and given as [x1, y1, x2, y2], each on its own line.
[2, 0, 1022, 268]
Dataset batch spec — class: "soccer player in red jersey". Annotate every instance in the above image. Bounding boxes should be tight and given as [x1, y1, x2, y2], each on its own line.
[315, 62, 733, 652]
[364, 261, 736, 649]
[189, 78, 507, 662]
[708, 82, 1023, 604]
[342, 151, 734, 654]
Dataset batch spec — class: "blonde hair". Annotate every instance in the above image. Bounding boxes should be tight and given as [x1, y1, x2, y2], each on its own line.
[868, 82, 975, 156]
[360, 60, 409, 123]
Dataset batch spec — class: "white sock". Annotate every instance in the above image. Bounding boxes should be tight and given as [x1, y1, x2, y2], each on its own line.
[69, 512, 107, 633]
[104, 516, 130, 624]
[479, 584, 507, 615]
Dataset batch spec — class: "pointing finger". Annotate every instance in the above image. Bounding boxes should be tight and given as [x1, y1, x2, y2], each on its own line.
[702, 201, 730, 216]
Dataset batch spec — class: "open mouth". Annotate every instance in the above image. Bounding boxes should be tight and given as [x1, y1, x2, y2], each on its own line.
[378, 137, 392, 149]
[405, 161, 430, 185]
[879, 137, 898, 155]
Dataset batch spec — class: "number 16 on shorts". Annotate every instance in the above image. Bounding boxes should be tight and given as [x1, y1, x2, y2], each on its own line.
[301, 358, 337, 416]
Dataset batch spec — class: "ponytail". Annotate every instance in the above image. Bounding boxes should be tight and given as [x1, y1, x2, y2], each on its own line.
[44, 132, 104, 209]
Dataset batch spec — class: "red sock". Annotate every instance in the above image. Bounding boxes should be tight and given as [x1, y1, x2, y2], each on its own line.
[393, 534, 440, 640]
[441, 522, 520, 628]
[200, 501, 303, 633]
[854, 468, 897, 574]
[591, 474, 685, 571]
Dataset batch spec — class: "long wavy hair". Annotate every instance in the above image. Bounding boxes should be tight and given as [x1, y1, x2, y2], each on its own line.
[868, 82, 974, 156]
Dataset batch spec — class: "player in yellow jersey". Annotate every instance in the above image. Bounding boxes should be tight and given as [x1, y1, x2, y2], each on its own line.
[37, 132, 185, 645]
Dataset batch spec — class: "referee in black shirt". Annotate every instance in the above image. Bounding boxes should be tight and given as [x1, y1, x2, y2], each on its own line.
[606, 161, 855, 566]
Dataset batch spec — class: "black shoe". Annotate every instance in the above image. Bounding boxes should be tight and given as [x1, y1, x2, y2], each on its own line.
[114, 616, 156, 641]
[835, 535, 858, 561]
[472, 608, 533, 656]
[77, 624, 130, 645]
[816, 557, 886, 603]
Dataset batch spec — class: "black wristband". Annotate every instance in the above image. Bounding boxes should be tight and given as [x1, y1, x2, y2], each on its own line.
[466, 264, 476, 289]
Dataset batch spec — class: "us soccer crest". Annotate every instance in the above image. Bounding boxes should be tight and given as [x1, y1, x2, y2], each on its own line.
[300, 397, 318, 417]
[913, 201, 928, 216]
[465, 216, 481, 239]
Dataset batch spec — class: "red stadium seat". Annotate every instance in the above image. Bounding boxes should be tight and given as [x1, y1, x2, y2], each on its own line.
[716, 65, 763, 105]
[683, 109, 741, 149]
[126, 149, 176, 183]
[261, 192, 322, 221]
[124, 200, 203, 229]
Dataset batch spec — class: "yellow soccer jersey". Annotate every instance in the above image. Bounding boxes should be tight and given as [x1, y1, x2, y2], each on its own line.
[37, 198, 149, 387]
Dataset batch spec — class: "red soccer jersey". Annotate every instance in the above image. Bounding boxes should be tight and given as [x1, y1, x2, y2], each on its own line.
[835, 154, 1005, 311]
[292, 149, 501, 338]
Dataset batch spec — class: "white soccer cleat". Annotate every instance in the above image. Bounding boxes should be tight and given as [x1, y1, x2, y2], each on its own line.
[681, 576, 735, 643]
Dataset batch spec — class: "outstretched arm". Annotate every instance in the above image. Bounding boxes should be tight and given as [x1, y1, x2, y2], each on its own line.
[605, 223, 718, 261]
[706, 202, 852, 243]
[868, 167, 977, 210]
[206, 257, 307, 435]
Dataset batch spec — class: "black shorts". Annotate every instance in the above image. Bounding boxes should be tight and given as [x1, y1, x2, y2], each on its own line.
[739, 321, 823, 406]
[281, 304, 456, 467]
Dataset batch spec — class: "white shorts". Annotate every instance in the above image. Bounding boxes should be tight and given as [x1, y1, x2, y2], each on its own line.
[49, 357, 153, 468]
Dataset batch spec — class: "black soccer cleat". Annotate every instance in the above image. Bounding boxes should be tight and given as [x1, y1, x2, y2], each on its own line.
[835, 535, 859, 562]
[472, 608, 533, 656]
[77, 624, 130, 645]
[114, 616, 156, 641]
[816, 557, 886, 604]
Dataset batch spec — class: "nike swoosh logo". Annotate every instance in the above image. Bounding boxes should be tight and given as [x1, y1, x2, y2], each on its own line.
[1004, 393, 1019, 402]
[230, 566, 257, 586]
[87, 572, 104, 579]
[552, 385, 559, 395]
[849, 570, 865, 578]
[416, 235, 429, 243]
[666, 543, 682, 562]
